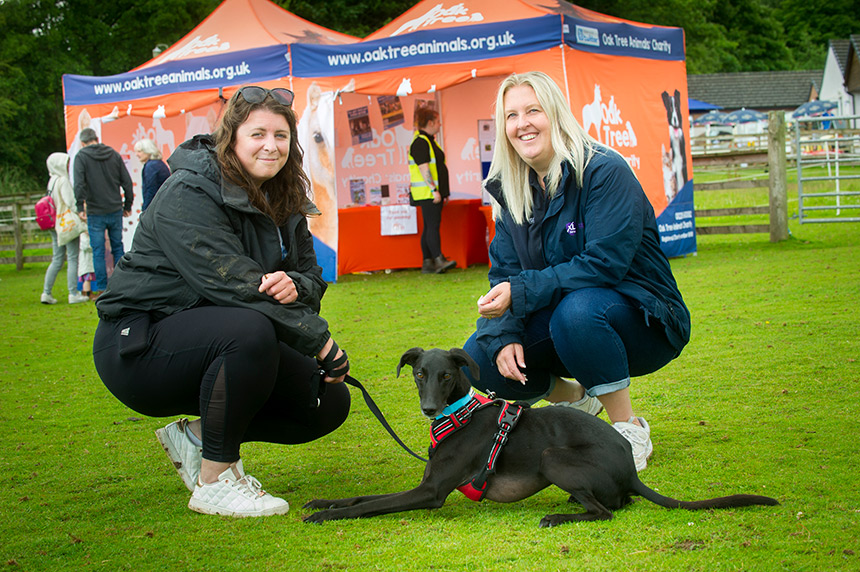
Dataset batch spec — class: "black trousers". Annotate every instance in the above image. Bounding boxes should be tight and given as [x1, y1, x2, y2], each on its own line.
[93, 306, 350, 463]
[417, 199, 444, 260]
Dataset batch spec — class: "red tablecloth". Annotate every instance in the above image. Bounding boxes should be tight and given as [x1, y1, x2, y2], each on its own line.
[479, 205, 496, 244]
[338, 199, 489, 276]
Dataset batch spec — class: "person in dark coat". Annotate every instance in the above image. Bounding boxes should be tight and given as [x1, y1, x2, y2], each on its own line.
[463, 72, 691, 472]
[93, 86, 351, 517]
[73, 128, 134, 295]
[133, 138, 170, 211]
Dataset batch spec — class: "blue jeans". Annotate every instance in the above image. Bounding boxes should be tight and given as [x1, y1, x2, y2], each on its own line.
[463, 288, 679, 401]
[87, 211, 124, 292]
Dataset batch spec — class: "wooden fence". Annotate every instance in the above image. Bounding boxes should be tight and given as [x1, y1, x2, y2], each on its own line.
[694, 178, 770, 235]
[692, 110, 790, 242]
[0, 195, 52, 270]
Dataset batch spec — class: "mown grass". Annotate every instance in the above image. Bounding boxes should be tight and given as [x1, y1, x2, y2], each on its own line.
[1, 214, 858, 571]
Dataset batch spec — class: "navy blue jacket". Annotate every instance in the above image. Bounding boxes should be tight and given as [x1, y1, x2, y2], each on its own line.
[141, 159, 170, 211]
[477, 150, 690, 363]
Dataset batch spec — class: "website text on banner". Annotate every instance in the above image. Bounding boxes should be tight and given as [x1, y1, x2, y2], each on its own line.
[63, 46, 289, 105]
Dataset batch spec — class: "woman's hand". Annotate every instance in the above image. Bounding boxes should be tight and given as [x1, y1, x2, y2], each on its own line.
[259, 271, 298, 304]
[496, 343, 527, 385]
[317, 337, 348, 384]
[478, 282, 512, 319]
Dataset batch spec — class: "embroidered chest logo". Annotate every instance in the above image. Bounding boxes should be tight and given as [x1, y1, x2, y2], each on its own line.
[566, 221, 584, 235]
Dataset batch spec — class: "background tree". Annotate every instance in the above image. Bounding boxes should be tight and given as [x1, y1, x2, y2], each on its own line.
[778, 0, 860, 69]
[284, 0, 417, 38]
[0, 0, 218, 192]
[0, 0, 857, 189]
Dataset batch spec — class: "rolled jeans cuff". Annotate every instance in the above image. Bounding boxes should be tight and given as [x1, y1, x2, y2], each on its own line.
[587, 376, 631, 398]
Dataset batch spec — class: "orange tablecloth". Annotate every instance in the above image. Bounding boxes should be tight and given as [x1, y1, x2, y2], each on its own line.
[479, 205, 496, 244]
[338, 199, 489, 276]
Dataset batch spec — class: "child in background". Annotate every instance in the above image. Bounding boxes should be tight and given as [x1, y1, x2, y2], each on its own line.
[78, 231, 97, 299]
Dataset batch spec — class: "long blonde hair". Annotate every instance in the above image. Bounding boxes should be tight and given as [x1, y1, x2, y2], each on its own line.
[487, 71, 598, 225]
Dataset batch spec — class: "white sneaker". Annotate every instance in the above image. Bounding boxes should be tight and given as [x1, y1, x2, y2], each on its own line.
[68, 293, 90, 304]
[40, 293, 57, 305]
[155, 418, 203, 492]
[613, 416, 653, 472]
[188, 466, 289, 517]
[551, 393, 604, 416]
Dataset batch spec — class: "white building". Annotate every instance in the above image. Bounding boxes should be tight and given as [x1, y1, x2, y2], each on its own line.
[820, 39, 855, 118]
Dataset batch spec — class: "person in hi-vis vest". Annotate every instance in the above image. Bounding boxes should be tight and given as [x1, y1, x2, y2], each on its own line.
[408, 107, 457, 274]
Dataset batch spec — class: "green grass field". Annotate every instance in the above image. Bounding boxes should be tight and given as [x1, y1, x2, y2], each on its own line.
[1, 216, 858, 571]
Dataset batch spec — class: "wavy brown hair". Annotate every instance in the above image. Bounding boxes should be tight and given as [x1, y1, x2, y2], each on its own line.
[214, 89, 311, 225]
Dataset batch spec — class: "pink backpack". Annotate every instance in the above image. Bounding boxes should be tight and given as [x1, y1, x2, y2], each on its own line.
[35, 194, 56, 230]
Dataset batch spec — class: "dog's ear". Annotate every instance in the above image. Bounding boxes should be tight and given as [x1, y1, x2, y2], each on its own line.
[448, 348, 480, 381]
[396, 347, 424, 377]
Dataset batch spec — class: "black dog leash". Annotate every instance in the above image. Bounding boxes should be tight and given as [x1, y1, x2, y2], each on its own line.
[343, 375, 428, 463]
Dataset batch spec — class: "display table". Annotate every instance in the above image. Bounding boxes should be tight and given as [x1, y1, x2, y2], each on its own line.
[479, 205, 496, 244]
[338, 199, 489, 276]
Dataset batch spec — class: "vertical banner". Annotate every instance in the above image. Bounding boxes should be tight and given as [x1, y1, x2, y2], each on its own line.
[296, 82, 340, 282]
[566, 50, 696, 257]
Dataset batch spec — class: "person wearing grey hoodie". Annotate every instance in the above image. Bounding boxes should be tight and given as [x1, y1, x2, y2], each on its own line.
[73, 127, 133, 294]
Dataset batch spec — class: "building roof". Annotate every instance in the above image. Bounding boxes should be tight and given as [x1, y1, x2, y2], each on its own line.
[829, 39, 851, 75]
[845, 35, 860, 94]
[687, 70, 823, 111]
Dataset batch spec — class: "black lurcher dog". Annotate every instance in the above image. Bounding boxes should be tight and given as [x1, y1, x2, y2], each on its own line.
[304, 347, 778, 527]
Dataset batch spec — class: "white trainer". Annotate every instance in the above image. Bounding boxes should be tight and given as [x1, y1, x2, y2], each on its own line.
[551, 393, 604, 416]
[68, 293, 90, 304]
[40, 293, 57, 305]
[188, 466, 289, 517]
[155, 418, 202, 492]
[613, 416, 653, 472]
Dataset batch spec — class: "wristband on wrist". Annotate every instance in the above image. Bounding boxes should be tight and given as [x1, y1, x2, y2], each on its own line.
[317, 340, 349, 378]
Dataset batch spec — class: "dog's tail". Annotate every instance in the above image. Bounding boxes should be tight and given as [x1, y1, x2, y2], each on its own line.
[632, 479, 779, 510]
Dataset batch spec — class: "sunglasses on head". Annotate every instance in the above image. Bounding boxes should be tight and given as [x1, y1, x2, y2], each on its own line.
[234, 86, 294, 107]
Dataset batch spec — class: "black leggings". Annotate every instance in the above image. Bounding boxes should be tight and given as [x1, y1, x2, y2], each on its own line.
[418, 199, 443, 260]
[93, 306, 350, 463]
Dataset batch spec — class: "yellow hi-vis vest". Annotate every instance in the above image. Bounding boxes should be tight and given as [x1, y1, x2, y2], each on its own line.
[408, 131, 438, 201]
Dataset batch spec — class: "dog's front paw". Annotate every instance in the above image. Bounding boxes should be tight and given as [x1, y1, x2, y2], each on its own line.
[539, 514, 570, 528]
[303, 499, 337, 510]
[303, 510, 336, 524]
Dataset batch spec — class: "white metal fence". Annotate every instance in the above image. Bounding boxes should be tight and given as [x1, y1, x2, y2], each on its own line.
[794, 114, 860, 223]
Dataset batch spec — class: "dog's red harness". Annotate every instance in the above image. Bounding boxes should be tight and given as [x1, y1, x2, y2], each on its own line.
[429, 393, 527, 502]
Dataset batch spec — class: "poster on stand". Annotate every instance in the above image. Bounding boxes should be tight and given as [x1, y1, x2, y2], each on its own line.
[380, 205, 418, 236]
[348, 106, 372, 145]
[378, 95, 405, 130]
